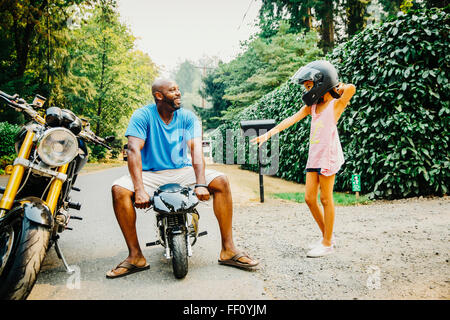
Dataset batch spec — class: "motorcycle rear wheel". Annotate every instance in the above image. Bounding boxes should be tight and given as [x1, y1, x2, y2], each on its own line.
[169, 232, 188, 279]
[0, 218, 50, 300]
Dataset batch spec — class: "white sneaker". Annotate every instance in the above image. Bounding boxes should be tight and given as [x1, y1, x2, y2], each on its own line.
[306, 237, 336, 250]
[306, 243, 335, 258]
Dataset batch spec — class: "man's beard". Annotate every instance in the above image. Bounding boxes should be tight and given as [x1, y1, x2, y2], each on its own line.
[163, 95, 181, 109]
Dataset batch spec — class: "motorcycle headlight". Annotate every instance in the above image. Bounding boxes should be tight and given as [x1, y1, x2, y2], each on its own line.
[37, 128, 78, 166]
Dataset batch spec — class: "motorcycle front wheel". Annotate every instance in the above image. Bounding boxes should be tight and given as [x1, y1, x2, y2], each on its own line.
[0, 218, 50, 300]
[169, 232, 188, 279]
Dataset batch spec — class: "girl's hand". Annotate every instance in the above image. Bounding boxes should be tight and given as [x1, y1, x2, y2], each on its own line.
[250, 132, 270, 147]
[336, 82, 345, 96]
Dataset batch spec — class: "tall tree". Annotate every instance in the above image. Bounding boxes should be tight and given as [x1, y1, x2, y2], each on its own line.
[258, 0, 314, 38]
[379, 0, 403, 16]
[0, 0, 87, 81]
[258, 0, 336, 53]
[315, 0, 335, 53]
[173, 60, 200, 95]
[61, 0, 158, 138]
[194, 69, 230, 130]
[199, 27, 323, 124]
[345, 0, 370, 37]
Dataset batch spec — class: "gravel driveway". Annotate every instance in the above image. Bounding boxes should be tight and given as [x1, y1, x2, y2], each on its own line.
[208, 163, 449, 300]
[232, 196, 449, 299]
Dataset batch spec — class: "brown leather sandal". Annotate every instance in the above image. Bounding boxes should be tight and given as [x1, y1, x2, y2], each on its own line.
[218, 252, 259, 270]
[106, 260, 150, 279]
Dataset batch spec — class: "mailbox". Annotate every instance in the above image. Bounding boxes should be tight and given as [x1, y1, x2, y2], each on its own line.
[240, 119, 276, 203]
[240, 119, 276, 133]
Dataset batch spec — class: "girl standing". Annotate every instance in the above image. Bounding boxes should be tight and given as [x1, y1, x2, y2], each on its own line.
[251, 60, 356, 257]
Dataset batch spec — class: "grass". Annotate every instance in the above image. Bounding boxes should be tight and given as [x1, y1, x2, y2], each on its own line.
[271, 191, 373, 206]
[81, 159, 126, 174]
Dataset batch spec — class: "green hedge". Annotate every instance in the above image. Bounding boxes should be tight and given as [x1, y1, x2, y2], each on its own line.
[0, 122, 20, 157]
[213, 8, 450, 199]
[0, 122, 20, 173]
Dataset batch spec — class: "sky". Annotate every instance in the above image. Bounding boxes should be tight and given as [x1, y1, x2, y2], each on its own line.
[117, 0, 262, 76]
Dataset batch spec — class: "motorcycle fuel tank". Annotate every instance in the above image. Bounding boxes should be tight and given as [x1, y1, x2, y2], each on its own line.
[153, 183, 199, 214]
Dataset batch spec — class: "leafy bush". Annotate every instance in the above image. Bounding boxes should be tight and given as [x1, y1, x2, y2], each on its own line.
[0, 122, 20, 157]
[88, 144, 108, 163]
[214, 8, 449, 199]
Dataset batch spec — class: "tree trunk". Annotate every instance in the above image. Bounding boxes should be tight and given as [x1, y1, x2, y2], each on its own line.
[346, 0, 369, 37]
[303, 7, 312, 30]
[319, 0, 334, 54]
[96, 37, 107, 136]
[12, 0, 48, 78]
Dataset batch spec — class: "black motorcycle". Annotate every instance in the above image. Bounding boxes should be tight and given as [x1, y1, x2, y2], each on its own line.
[145, 183, 207, 279]
[0, 90, 113, 300]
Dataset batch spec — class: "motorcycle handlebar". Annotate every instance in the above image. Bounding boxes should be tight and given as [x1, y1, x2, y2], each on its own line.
[79, 130, 112, 150]
[0, 90, 18, 101]
[1, 90, 112, 149]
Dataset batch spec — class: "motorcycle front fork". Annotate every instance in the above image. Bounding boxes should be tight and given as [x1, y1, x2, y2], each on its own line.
[161, 216, 192, 259]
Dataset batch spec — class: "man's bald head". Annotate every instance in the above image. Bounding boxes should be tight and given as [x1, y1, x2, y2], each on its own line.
[152, 78, 173, 98]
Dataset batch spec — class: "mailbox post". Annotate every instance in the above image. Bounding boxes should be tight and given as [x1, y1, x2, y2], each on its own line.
[240, 120, 276, 203]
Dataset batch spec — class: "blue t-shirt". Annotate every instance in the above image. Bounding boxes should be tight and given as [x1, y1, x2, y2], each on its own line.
[125, 104, 202, 171]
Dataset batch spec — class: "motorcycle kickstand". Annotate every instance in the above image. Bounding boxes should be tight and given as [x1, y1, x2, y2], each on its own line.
[54, 238, 75, 274]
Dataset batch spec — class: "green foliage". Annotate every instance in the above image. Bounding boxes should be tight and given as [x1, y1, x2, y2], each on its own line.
[0, 1, 158, 145]
[89, 144, 108, 162]
[258, 0, 316, 38]
[194, 69, 231, 130]
[215, 8, 450, 199]
[0, 122, 20, 171]
[258, 0, 337, 53]
[328, 8, 449, 199]
[0, 122, 20, 157]
[173, 61, 201, 95]
[0, 0, 87, 123]
[62, 4, 157, 138]
[206, 28, 322, 119]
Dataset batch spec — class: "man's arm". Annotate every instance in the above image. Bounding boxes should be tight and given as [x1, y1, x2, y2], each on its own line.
[187, 137, 210, 201]
[127, 136, 150, 209]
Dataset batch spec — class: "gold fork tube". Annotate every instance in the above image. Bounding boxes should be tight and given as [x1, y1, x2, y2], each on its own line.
[45, 163, 69, 215]
[0, 130, 35, 212]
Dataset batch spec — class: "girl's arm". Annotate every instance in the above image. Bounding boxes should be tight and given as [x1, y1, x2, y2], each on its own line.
[334, 83, 356, 115]
[251, 105, 310, 146]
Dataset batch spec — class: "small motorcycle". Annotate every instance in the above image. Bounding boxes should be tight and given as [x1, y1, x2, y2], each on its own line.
[0, 90, 113, 300]
[145, 183, 207, 279]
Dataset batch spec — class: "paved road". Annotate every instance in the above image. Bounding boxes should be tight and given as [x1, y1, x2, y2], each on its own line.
[0, 166, 267, 300]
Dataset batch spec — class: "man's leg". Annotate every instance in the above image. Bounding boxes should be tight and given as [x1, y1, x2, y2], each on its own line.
[106, 185, 147, 277]
[207, 175, 258, 266]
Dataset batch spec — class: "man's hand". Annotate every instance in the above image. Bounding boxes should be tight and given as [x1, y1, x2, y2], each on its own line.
[134, 188, 151, 209]
[195, 186, 210, 201]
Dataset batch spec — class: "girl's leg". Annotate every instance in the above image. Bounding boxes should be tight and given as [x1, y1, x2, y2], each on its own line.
[318, 174, 336, 247]
[304, 172, 325, 234]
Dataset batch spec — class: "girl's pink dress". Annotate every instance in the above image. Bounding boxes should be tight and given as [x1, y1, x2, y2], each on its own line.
[305, 99, 345, 176]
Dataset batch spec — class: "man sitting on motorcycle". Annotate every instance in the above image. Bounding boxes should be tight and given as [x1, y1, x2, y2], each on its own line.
[106, 78, 259, 278]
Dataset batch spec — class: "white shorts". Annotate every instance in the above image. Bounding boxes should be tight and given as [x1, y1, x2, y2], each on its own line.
[112, 166, 225, 195]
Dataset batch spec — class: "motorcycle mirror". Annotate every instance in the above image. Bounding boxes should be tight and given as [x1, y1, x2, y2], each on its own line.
[104, 136, 115, 143]
[32, 95, 46, 108]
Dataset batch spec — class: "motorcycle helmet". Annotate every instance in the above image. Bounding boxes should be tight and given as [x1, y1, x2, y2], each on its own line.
[291, 60, 340, 106]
